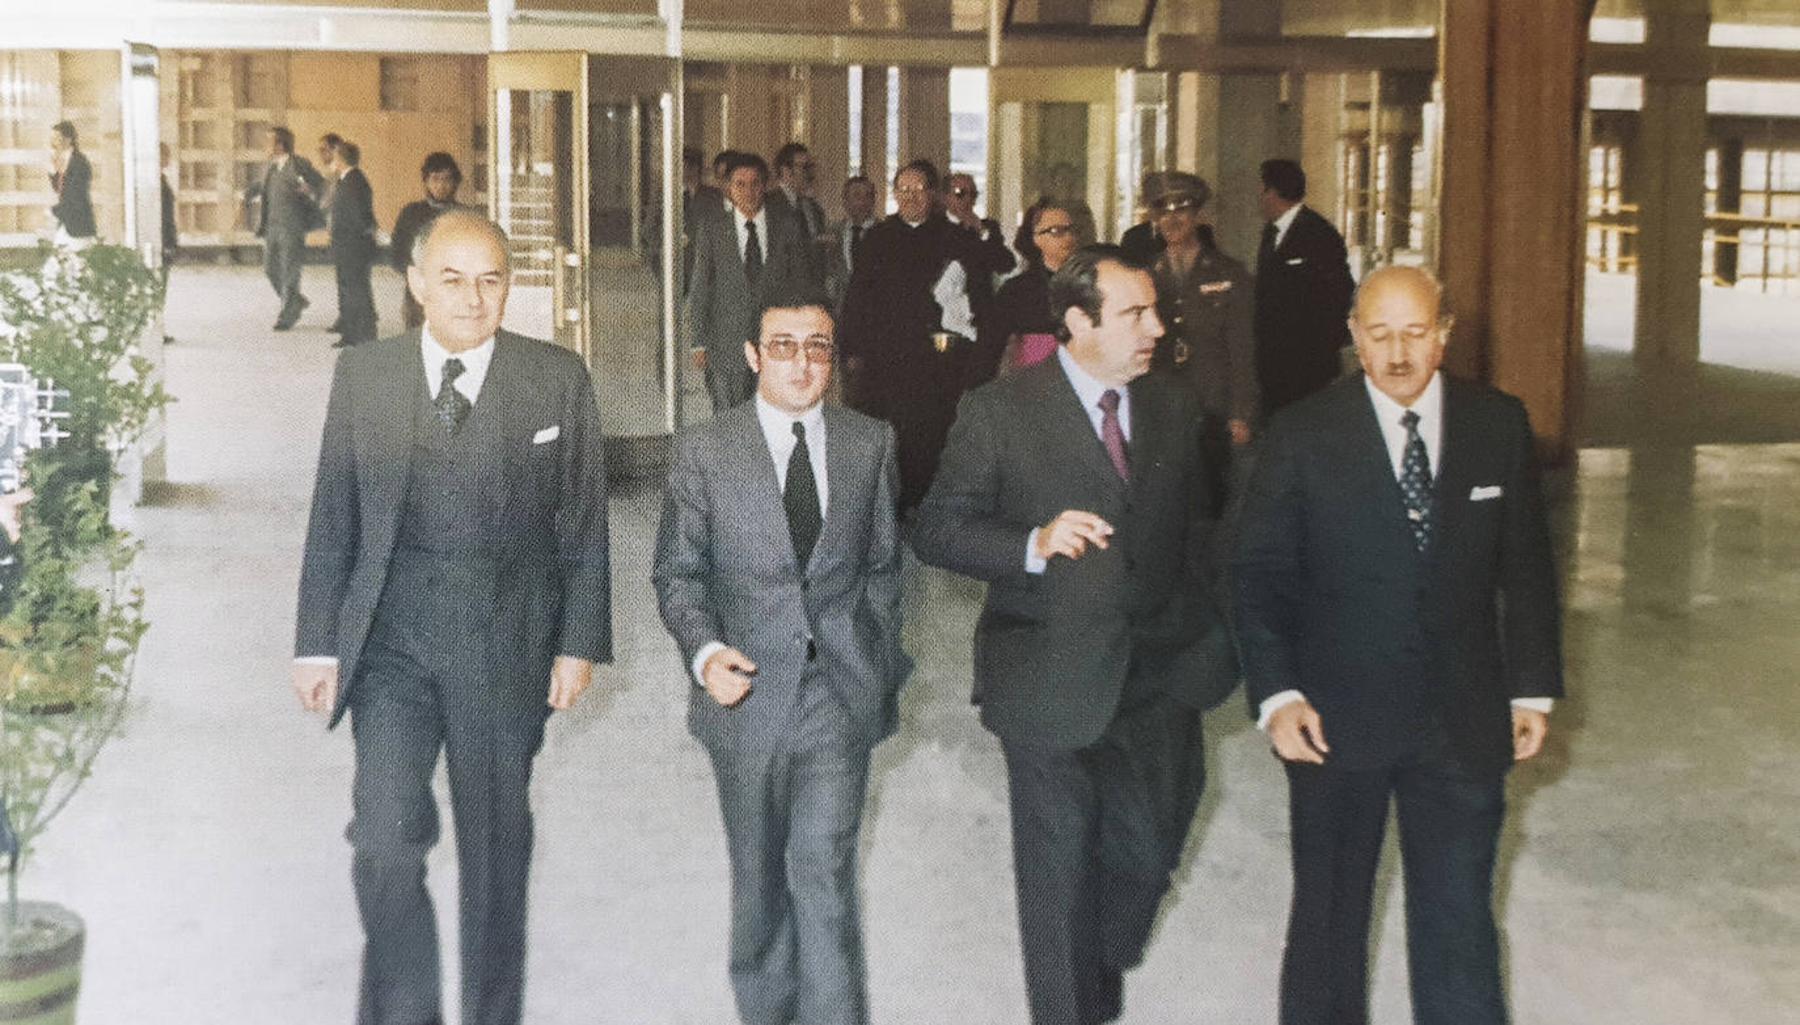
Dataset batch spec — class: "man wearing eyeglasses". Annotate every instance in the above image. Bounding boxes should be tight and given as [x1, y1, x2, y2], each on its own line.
[942, 172, 1019, 387]
[840, 159, 1018, 511]
[654, 295, 910, 1025]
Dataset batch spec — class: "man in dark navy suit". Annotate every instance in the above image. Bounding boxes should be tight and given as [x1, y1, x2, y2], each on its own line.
[1233, 265, 1563, 1025]
[1251, 159, 1356, 413]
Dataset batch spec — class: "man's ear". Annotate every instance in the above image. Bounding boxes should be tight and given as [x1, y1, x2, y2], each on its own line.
[743, 340, 761, 375]
[1063, 305, 1093, 341]
[406, 265, 425, 304]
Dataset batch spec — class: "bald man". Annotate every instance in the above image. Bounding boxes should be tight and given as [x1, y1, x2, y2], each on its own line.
[293, 210, 612, 1025]
[1232, 266, 1562, 1025]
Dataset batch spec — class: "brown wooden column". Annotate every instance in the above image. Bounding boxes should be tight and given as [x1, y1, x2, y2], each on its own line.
[1437, 0, 1591, 462]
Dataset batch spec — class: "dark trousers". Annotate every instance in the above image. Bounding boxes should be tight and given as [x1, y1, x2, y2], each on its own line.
[706, 675, 872, 1025]
[1000, 694, 1206, 1025]
[264, 230, 306, 323]
[1280, 727, 1509, 1025]
[334, 247, 378, 343]
[347, 574, 548, 1025]
[852, 346, 968, 510]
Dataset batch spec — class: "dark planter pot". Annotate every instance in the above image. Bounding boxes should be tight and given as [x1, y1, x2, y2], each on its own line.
[0, 902, 82, 1024]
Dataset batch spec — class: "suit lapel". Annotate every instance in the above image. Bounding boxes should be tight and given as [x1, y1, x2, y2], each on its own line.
[1344, 378, 1418, 556]
[1125, 375, 1171, 490]
[809, 405, 860, 573]
[1021, 359, 1123, 497]
[729, 404, 798, 572]
[358, 336, 425, 554]
[1426, 378, 1476, 568]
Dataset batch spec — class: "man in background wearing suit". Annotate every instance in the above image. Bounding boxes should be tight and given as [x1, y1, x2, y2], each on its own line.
[327, 141, 379, 347]
[687, 152, 807, 411]
[682, 145, 725, 291]
[1233, 265, 1562, 1025]
[768, 142, 829, 289]
[822, 175, 877, 316]
[391, 152, 465, 332]
[1252, 158, 1356, 413]
[48, 121, 96, 243]
[654, 295, 907, 1025]
[292, 210, 612, 1025]
[914, 246, 1235, 1025]
[255, 126, 325, 331]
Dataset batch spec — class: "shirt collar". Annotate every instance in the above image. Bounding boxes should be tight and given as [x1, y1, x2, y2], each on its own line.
[1056, 344, 1125, 412]
[1272, 202, 1303, 238]
[1362, 370, 1444, 427]
[754, 394, 825, 443]
[733, 204, 766, 230]
[421, 324, 496, 381]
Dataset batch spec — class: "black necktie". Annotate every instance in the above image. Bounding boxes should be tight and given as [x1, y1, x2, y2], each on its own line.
[435, 357, 472, 433]
[1399, 409, 1434, 551]
[784, 422, 822, 567]
[849, 223, 863, 271]
[744, 219, 763, 283]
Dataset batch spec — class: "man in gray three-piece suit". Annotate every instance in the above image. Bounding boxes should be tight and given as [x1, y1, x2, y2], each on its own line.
[653, 296, 909, 1025]
[292, 210, 612, 1025]
[686, 152, 808, 411]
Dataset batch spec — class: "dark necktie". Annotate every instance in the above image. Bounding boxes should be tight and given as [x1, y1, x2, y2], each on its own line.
[1098, 389, 1130, 483]
[743, 219, 763, 284]
[1258, 221, 1279, 271]
[785, 422, 822, 567]
[435, 357, 472, 433]
[1399, 409, 1434, 551]
[849, 223, 863, 271]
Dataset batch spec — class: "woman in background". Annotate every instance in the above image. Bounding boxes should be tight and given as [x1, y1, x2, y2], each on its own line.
[992, 197, 1093, 372]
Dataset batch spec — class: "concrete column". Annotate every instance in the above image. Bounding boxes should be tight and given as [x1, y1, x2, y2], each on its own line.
[1208, 0, 1302, 263]
[899, 66, 951, 182]
[1438, 0, 1590, 460]
[860, 64, 890, 205]
[1299, 73, 1345, 238]
[809, 65, 850, 221]
[1632, 1, 1711, 370]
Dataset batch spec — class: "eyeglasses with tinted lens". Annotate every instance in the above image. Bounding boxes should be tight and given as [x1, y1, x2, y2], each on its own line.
[1150, 197, 1199, 215]
[894, 185, 929, 195]
[1035, 224, 1075, 238]
[761, 335, 836, 363]
[949, 187, 978, 199]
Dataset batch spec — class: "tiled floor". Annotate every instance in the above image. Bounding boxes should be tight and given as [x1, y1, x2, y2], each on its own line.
[23, 263, 1800, 1023]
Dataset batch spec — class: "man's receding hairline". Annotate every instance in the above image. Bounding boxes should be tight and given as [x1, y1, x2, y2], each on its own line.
[1352, 266, 1446, 323]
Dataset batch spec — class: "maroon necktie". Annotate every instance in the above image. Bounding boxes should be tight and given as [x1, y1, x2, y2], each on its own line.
[1099, 389, 1130, 482]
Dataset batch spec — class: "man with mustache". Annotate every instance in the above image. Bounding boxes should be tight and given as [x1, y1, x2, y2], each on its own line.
[1233, 265, 1563, 1025]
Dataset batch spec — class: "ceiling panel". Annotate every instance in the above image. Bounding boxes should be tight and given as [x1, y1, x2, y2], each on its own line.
[683, 0, 986, 33]
[1007, 0, 1154, 30]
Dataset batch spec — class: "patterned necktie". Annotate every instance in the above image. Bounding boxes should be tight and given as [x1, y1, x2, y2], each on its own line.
[1399, 409, 1434, 551]
[1098, 389, 1130, 483]
[435, 357, 471, 433]
[785, 422, 822, 567]
[743, 219, 763, 284]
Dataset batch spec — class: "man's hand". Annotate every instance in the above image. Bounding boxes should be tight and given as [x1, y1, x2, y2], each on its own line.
[293, 662, 339, 715]
[1035, 510, 1115, 563]
[690, 348, 709, 371]
[1228, 419, 1253, 446]
[547, 656, 596, 711]
[0, 488, 34, 544]
[1268, 700, 1330, 764]
[1512, 706, 1550, 762]
[701, 647, 757, 708]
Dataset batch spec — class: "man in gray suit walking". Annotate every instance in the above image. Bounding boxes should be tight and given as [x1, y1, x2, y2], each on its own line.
[292, 210, 612, 1025]
[255, 126, 325, 331]
[653, 295, 909, 1025]
[686, 152, 808, 411]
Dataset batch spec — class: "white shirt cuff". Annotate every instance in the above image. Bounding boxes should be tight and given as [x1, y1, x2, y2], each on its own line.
[1024, 529, 1047, 575]
[1257, 690, 1306, 732]
[691, 641, 726, 688]
[1511, 697, 1554, 714]
[294, 656, 339, 667]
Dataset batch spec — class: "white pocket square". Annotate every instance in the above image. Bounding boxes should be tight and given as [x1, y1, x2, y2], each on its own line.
[1469, 485, 1504, 501]
[1286, 256, 1305, 265]
[533, 425, 561, 445]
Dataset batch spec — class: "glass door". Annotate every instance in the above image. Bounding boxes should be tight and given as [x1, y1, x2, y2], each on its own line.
[990, 67, 1120, 237]
[488, 52, 589, 358]
[585, 56, 682, 459]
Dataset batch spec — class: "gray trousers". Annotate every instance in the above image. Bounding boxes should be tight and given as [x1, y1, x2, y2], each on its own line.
[264, 229, 306, 322]
[347, 562, 548, 1025]
[705, 674, 872, 1025]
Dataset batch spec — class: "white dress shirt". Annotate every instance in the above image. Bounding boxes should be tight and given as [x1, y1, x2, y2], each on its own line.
[1024, 346, 1132, 574]
[690, 396, 828, 685]
[1257, 370, 1552, 729]
[732, 205, 769, 265]
[295, 328, 499, 670]
[1269, 201, 1304, 250]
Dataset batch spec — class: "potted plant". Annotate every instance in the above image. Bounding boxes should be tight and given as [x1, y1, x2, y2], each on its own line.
[0, 241, 167, 1022]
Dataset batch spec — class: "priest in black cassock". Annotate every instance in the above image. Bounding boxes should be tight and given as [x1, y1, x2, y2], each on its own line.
[838, 159, 1017, 511]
